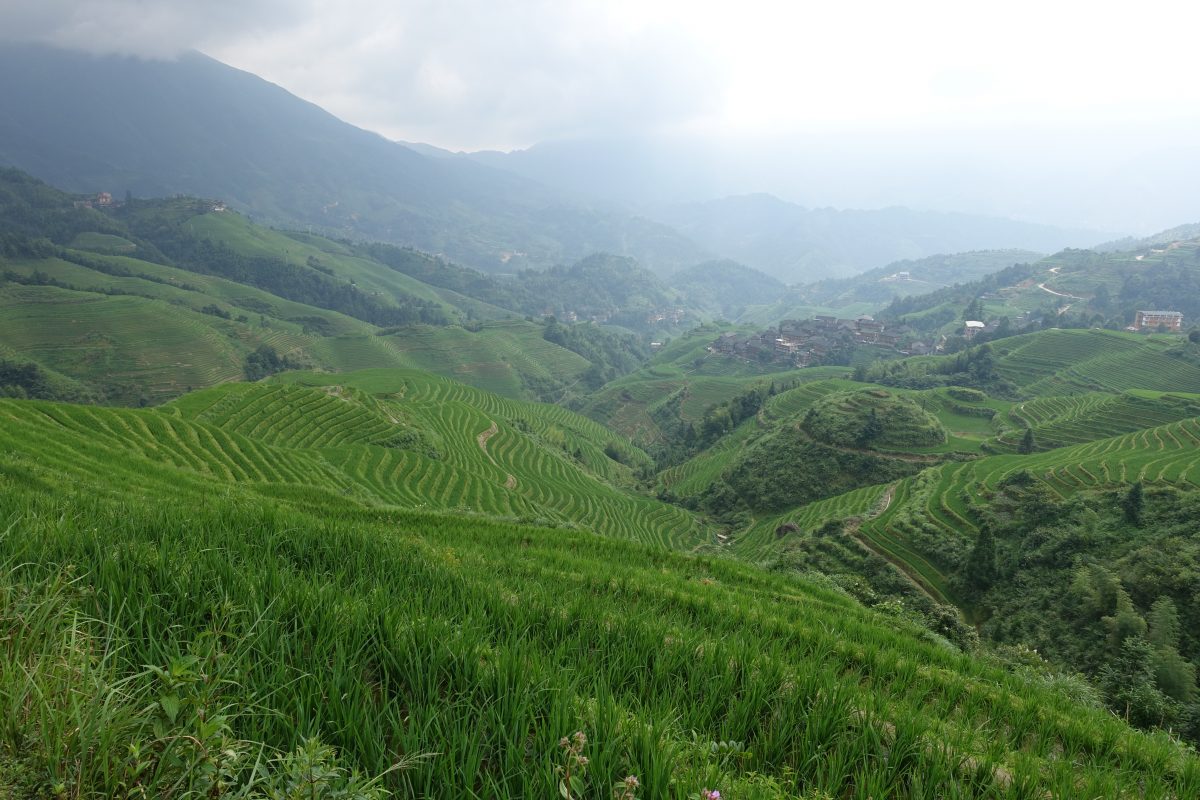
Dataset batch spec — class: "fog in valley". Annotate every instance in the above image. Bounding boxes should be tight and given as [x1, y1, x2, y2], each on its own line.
[4, 0, 1198, 237]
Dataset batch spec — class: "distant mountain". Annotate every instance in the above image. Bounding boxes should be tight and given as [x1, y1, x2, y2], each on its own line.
[668, 260, 788, 319]
[797, 250, 1041, 307]
[0, 44, 708, 274]
[647, 194, 1104, 283]
[1094, 222, 1200, 253]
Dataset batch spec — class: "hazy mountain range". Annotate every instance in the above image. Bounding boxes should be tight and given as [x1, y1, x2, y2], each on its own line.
[0, 44, 1118, 282]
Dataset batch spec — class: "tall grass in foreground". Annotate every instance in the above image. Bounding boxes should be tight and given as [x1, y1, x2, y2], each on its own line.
[0, 470, 1197, 798]
[0, 564, 410, 798]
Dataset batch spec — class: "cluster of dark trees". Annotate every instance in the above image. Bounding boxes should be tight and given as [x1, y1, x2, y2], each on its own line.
[0, 359, 57, 399]
[0, 359, 94, 402]
[879, 263, 1036, 334]
[699, 429, 917, 517]
[0, 168, 134, 246]
[853, 342, 1015, 395]
[355, 240, 528, 310]
[541, 317, 649, 389]
[1118, 258, 1200, 324]
[961, 475, 1200, 741]
[243, 345, 304, 381]
[363, 242, 688, 334]
[145, 236, 446, 328]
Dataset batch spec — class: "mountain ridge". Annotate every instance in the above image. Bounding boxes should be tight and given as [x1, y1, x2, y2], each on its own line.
[0, 43, 710, 274]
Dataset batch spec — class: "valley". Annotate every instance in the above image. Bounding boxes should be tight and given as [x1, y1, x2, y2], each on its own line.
[3, 75, 1200, 799]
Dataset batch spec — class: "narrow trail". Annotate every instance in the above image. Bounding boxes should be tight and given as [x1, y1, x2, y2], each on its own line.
[476, 421, 517, 489]
[1036, 282, 1084, 300]
[476, 421, 498, 460]
[842, 483, 896, 537]
[794, 426, 944, 464]
[844, 483, 948, 606]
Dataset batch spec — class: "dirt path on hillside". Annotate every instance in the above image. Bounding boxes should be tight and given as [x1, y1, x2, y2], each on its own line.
[1036, 282, 1084, 300]
[843, 483, 948, 606]
[843, 483, 896, 537]
[476, 421, 499, 459]
[476, 420, 517, 489]
[794, 426, 945, 464]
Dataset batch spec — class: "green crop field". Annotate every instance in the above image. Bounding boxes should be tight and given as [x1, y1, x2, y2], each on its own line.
[819, 415, 1200, 607]
[7, 171, 1200, 796]
[0, 284, 251, 401]
[2, 390, 1198, 798]
[992, 391, 1200, 452]
[993, 329, 1200, 395]
[0, 367, 704, 552]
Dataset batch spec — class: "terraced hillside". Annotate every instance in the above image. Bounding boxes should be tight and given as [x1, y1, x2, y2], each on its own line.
[583, 334, 849, 449]
[0, 247, 596, 403]
[0, 370, 708, 550]
[0, 174, 633, 404]
[0, 283, 252, 400]
[658, 378, 1009, 509]
[836, 416, 1200, 602]
[2, 397, 1198, 797]
[0, 259, 593, 403]
[991, 329, 1200, 396]
[990, 391, 1200, 452]
[657, 379, 862, 498]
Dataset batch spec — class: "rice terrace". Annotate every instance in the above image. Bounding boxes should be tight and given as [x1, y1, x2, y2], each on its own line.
[4, 12, 1200, 798]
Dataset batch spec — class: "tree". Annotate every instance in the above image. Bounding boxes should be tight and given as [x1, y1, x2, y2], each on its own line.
[1069, 563, 1122, 619]
[962, 297, 984, 322]
[857, 408, 883, 446]
[1103, 590, 1147, 649]
[1147, 597, 1182, 650]
[1122, 481, 1145, 525]
[1018, 427, 1035, 455]
[964, 524, 997, 593]
[1098, 636, 1177, 728]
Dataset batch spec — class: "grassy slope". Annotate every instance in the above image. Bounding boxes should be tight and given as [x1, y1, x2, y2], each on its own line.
[1, 197, 614, 403]
[1, 394, 1197, 797]
[0, 238, 594, 404]
[0, 369, 705, 550]
[990, 329, 1200, 395]
[689, 332, 1200, 574]
[581, 325, 848, 446]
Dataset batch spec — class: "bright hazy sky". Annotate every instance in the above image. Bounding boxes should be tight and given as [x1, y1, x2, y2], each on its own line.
[4, 0, 1200, 151]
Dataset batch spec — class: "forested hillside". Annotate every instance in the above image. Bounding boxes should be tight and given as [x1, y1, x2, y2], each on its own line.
[0, 169, 690, 405]
[0, 44, 710, 274]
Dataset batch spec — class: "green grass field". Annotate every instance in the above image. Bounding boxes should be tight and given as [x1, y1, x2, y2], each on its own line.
[993, 329, 1200, 395]
[0, 368, 707, 551]
[833, 415, 1200, 606]
[2, 388, 1197, 797]
[991, 391, 1200, 452]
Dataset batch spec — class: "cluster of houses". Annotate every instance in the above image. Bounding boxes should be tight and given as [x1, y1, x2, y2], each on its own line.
[711, 315, 939, 368]
[646, 307, 687, 326]
[541, 308, 609, 324]
[72, 191, 117, 209]
[540, 306, 687, 327]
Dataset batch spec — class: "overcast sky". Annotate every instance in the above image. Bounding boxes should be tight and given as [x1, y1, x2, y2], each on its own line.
[4, 0, 1200, 151]
[3, 1, 1199, 232]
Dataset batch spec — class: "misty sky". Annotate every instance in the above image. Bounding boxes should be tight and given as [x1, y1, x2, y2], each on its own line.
[3, 1, 1198, 150]
[3, 1, 1199, 233]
